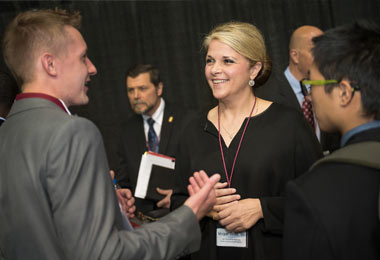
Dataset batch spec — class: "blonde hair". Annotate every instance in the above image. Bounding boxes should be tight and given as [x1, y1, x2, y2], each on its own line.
[2, 8, 81, 87]
[203, 21, 272, 86]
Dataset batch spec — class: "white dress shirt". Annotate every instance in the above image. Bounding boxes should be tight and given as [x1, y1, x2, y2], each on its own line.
[284, 67, 321, 141]
[142, 98, 165, 141]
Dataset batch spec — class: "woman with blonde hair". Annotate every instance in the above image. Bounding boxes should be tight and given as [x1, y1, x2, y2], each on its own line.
[172, 21, 322, 259]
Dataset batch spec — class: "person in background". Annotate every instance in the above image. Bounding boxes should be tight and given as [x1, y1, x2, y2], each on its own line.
[0, 8, 219, 260]
[283, 20, 380, 260]
[112, 63, 197, 222]
[171, 21, 322, 260]
[0, 70, 18, 259]
[256, 25, 340, 154]
[0, 70, 19, 126]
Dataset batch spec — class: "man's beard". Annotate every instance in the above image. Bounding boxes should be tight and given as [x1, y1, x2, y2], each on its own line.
[132, 101, 155, 115]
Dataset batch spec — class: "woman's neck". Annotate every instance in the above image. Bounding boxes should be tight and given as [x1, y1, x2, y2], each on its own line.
[218, 91, 256, 122]
[207, 91, 257, 147]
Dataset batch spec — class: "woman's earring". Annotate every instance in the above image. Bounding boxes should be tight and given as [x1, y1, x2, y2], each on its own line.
[249, 79, 255, 87]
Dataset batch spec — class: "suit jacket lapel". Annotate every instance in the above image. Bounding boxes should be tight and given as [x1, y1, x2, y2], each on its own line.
[136, 116, 148, 153]
[159, 103, 174, 154]
[278, 73, 302, 112]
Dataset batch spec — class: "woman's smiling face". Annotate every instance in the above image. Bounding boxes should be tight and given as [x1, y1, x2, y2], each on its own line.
[205, 39, 255, 101]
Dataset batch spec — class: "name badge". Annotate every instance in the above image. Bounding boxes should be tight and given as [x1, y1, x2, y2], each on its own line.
[216, 228, 248, 248]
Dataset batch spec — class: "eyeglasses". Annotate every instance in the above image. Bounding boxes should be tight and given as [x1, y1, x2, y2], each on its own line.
[300, 79, 338, 96]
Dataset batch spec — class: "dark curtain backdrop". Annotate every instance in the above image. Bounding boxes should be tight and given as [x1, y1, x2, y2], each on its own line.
[1, 0, 380, 165]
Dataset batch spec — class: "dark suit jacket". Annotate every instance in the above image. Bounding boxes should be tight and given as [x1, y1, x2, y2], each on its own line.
[283, 127, 380, 260]
[113, 101, 197, 214]
[0, 97, 201, 259]
[0, 119, 4, 127]
[255, 70, 341, 154]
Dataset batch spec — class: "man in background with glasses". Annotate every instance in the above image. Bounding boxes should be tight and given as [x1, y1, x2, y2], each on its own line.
[283, 21, 380, 260]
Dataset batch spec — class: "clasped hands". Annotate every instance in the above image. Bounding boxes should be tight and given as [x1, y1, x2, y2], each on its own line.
[110, 169, 220, 222]
[207, 182, 263, 233]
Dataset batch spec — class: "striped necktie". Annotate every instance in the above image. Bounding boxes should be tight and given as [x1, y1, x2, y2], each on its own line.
[147, 117, 158, 152]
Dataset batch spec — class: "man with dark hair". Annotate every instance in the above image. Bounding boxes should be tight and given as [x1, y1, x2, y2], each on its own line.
[0, 8, 219, 260]
[112, 63, 197, 222]
[283, 21, 380, 260]
[0, 70, 19, 126]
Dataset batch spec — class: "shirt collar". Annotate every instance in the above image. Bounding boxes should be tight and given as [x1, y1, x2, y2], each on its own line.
[142, 97, 165, 126]
[284, 67, 302, 95]
[341, 120, 380, 147]
[58, 99, 71, 115]
[15, 93, 71, 115]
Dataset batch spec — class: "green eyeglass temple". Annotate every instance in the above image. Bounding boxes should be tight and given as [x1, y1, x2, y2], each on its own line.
[300, 79, 360, 97]
[301, 79, 338, 86]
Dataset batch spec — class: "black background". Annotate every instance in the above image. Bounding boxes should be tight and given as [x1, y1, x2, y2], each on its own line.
[1, 0, 379, 164]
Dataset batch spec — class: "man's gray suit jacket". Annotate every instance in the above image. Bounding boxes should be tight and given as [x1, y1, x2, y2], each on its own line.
[0, 97, 200, 259]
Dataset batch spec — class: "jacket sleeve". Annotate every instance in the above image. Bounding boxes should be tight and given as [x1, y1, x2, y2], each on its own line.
[47, 117, 200, 260]
[113, 133, 133, 189]
[260, 113, 323, 234]
[283, 180, 333, 260]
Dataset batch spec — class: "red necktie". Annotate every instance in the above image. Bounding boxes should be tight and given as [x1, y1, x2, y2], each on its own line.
[302, 98, 315, 130]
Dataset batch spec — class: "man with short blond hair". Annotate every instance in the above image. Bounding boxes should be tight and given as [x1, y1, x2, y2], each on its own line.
[0, 8, 219, 260]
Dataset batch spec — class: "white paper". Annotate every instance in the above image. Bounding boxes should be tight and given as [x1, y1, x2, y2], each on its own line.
[134, 152, 175, 199]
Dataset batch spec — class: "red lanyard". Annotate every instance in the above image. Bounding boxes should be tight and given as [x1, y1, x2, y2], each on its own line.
[218, 96, 256, 188]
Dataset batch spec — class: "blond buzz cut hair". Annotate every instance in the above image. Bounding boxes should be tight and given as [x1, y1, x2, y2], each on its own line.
[2, 8, 81, 87]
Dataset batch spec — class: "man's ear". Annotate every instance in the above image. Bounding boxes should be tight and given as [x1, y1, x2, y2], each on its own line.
[41, 53, 57, 76]
[337, 79, 354, 106]
[157, 82, 163, 97]
[289, 49, 299, 64]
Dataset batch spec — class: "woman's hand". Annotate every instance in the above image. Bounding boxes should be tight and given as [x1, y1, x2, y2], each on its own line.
[207, 182, 240, 220]
[217, 198, 263, 232]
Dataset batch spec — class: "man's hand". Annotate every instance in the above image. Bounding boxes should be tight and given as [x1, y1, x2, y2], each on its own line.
[156, 188, 173, 209]
[110, 169, 116, 180]
[116, 188, 136, 218]
[184, 170, 221, 220]
[110, 170, 136, 218]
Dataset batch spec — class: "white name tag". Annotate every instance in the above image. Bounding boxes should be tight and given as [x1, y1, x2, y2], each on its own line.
[216, 228, 248, 248]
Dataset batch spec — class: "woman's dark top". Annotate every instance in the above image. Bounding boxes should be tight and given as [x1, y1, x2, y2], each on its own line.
[172, 102, 323, 260]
